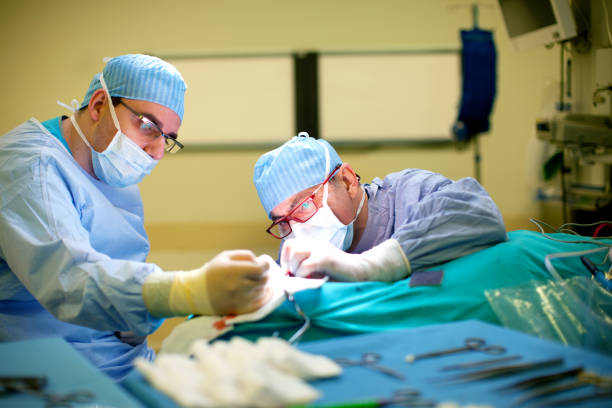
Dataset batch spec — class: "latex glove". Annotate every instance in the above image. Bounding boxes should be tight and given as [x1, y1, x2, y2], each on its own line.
[281, 238, 411, 282]
[143, 249, 271, 317]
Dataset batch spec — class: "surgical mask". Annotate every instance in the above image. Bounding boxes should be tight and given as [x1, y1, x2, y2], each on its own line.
[290, 181, 366, 251]
[68, 74, 158, 187]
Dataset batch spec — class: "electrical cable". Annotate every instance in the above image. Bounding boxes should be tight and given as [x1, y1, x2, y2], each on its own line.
[601, 0, 612, 47]
[530, 218, 612, 246]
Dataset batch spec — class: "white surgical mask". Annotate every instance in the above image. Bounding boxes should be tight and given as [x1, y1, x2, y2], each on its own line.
[68, 74, 158, 187]
[290, 175, 366, 251]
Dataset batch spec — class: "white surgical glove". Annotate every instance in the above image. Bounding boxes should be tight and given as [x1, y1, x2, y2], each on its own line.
[281, 237, 411, 282]
[142, 249, 271, 317]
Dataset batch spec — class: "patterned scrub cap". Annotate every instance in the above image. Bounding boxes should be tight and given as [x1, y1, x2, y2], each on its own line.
[80, 54, 187, 120]
[253, 132, 342, 217]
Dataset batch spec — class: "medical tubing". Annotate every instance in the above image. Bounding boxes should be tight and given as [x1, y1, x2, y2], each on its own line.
[530, 218, 612, 246]
[544, 246, 612, 326]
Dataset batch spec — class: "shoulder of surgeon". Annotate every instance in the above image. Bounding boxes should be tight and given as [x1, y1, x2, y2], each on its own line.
[0, 119, 83, 194]
[369, 168, 454, 195]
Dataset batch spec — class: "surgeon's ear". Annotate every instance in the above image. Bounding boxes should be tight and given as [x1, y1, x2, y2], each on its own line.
[338, 164, 361, 198]
[86, 89, 107, 122]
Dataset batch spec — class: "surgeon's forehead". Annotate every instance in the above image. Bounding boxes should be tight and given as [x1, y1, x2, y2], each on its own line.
[270, 185, 319, 220]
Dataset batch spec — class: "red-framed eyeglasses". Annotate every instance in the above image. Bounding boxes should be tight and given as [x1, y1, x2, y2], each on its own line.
[266, 164, 341, 239]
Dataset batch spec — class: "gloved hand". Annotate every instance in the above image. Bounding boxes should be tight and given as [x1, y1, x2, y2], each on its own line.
[280, 238, 411, 282]
[143, 250, 271, 317]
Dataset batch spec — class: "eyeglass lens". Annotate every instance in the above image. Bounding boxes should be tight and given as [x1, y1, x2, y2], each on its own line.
[269, 197, 318, 238]
[120, 100, 183, 153]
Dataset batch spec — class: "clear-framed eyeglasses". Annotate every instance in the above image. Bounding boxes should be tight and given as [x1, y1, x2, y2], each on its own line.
[117, 99, 184, 154]
[267, 164, 342, 239]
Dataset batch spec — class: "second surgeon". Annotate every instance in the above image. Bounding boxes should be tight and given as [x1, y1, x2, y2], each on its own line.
[253, 133, 508, 281]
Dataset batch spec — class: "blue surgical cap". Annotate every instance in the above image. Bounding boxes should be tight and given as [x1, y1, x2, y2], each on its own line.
[253, 133, 342, 217]
[80, 54, 187, 120]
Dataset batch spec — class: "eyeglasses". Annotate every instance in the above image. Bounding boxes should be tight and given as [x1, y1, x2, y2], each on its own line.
[266, 164, 341, 239]
[118, 100, 184, 154]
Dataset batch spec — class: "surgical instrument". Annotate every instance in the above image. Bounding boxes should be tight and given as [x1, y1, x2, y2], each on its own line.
[405, 337, 505, 363]
[498, 366, 583, 392]
[535, 388, 612, 407]
[440, 355, 522, 371]
[510, 368, 612, 405]
[0, 376, 47, 395]
[335, 352, 406, 380]
[0, 375, 94, 407]
[290, 388, 435, 407]
[446, 357, 564, 382]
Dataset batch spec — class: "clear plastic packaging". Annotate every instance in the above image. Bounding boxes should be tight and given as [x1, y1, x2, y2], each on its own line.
[485, 276, 612, 355]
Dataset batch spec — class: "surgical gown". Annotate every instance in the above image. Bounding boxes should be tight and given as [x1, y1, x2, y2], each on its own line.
[0, 118, 162, 381]
[351, 169, 507, 271]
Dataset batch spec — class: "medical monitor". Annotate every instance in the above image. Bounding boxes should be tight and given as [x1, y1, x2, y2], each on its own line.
[497, 0, 577, 51]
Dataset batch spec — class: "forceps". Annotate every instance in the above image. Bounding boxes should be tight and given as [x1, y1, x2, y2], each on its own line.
[405, 337, 506, 363]
[304, 388, 435, 407]
[335, 352, 406, 380]
[506, 367, 612, 406]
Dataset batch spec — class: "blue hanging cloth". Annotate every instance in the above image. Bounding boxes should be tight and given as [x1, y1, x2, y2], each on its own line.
[453, 28, 497, 141]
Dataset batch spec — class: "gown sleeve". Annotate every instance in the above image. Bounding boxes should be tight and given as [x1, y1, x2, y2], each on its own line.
[389, 170, 508, 271]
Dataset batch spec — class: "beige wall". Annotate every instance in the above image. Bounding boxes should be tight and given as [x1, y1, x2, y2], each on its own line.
[2, 0, 608, 272]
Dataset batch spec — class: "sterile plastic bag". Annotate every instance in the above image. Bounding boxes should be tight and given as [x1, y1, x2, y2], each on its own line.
[485, 276, 612, 355]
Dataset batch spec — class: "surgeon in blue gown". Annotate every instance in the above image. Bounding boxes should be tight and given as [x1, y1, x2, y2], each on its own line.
[0, 54, 270, 381]
[253, 133, 507, 281]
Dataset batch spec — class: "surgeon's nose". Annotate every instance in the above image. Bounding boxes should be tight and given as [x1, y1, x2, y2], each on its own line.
[144, 136, 165, 160]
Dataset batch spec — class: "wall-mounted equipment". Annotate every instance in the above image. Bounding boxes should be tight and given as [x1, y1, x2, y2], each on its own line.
[496, 0, 577, 51]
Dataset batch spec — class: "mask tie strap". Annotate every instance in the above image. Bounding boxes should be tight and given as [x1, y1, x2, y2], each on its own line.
[322, 142, 331, 204]
[57, 99, 93, 149]
[99, 74, 123, 132]
[350, 186, 367, 223]
[69, 115, 93, 149]
[57, 99, 80, 113]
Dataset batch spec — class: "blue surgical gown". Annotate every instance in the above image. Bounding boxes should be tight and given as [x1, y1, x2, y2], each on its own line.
[351, 169, 508, 271]
[0, 118, 163, 381]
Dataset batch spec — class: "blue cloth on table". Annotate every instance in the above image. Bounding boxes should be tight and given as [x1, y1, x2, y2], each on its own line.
[122, 320, 612, 408]
[453, 28, 496, 141]
[0, 337, 142, 407]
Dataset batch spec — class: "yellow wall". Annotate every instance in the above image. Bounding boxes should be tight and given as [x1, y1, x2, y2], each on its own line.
[1, 0, 591, 272]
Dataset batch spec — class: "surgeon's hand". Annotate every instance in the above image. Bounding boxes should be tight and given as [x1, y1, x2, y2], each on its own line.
[205, 250, 272, 315]
[281, 238, 411, 282]
[143, 250, 271, 317]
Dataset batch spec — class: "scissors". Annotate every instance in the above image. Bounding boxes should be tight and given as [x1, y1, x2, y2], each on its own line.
[405, 337, 506, 363]
[335, 352, 406, 380]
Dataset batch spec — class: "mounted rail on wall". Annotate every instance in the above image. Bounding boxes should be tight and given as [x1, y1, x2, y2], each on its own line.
[153, 46, 461, 152]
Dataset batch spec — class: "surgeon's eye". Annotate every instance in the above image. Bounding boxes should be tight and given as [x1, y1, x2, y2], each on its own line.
[138, 117, 161, 137]
[292, 198, 317, 220]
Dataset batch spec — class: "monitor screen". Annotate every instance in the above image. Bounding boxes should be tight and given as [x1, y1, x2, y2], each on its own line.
[497, 0, 577, 51]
